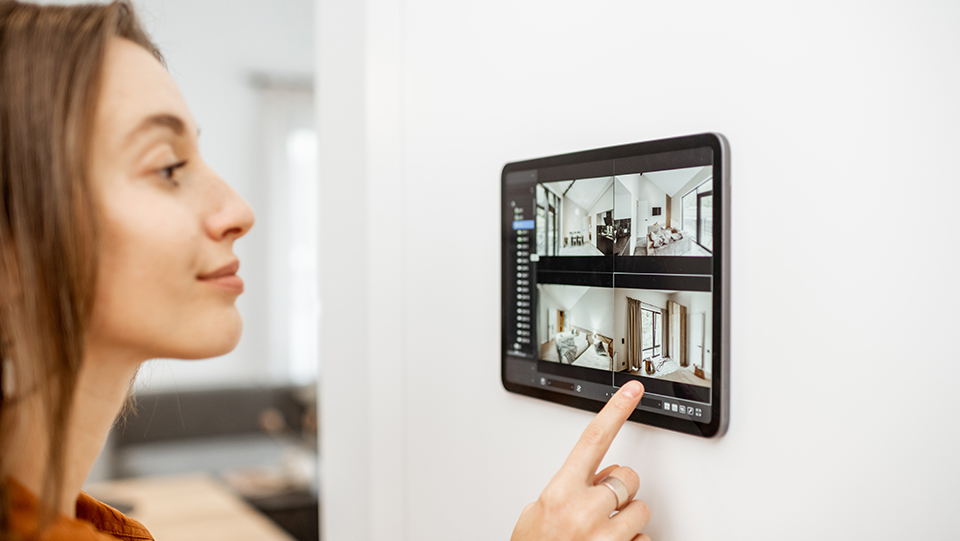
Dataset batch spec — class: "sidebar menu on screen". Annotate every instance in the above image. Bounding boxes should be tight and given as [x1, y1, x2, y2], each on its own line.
[504, 170, 537, 359]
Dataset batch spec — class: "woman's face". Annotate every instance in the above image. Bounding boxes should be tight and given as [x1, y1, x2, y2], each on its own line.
[87, 38, 255, 362]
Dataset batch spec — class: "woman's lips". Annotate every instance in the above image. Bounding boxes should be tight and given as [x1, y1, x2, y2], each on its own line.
[200, 274, 244, 294]
[198, 260, 243, 294]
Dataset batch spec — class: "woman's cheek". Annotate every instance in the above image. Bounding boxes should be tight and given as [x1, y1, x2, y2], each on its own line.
[96, 193, 202, 338]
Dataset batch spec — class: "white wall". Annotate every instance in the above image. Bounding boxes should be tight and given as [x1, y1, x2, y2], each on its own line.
[614, 178, 633, 220]
[318, 1, 960, 540]
[588, 184, 614, 218]
[560, 195, 585, 242]
[566, 287, 614, 339]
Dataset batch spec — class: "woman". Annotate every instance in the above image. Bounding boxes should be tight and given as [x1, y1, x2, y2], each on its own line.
[0, 2, 651, 540]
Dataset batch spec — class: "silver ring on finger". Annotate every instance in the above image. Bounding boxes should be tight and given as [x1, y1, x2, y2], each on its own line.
[598, 476, 629, 511]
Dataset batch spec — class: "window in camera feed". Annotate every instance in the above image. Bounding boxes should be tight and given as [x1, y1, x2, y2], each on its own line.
[612, 165, 712, 257]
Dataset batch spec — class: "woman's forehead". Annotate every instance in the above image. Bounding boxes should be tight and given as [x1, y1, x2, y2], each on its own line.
[98, 38, 197, 146]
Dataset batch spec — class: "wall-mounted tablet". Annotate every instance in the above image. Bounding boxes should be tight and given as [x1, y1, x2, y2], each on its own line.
[501, 133, 729, 438]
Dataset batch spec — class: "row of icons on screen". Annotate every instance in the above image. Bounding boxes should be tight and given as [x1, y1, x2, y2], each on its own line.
[663, 402, 702, 417]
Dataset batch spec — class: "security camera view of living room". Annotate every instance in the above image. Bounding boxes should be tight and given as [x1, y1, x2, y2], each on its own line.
[613, 165, 713, 257]
[535, 177, 615, 257]
[612, 287, 711, 388]
[538, 283, 711, 388]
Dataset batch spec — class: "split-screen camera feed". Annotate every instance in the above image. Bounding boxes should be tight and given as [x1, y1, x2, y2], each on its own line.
[537, 284, 712, 389]
[504, 138, 723, 431]
[535, 166, 713, 258]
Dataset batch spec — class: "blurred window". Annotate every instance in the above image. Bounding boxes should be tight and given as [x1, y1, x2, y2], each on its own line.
[261, 85, 319, 384]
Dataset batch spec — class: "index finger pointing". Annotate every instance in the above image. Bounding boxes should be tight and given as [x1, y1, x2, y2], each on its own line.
[561, 380, 643, 481]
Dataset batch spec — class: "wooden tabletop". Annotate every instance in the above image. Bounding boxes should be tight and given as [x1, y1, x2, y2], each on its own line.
[84, 474, 297, 541]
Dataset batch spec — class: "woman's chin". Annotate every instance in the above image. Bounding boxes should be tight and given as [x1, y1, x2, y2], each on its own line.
[165, 316, 244, 360]
[169, 339, 240, 360]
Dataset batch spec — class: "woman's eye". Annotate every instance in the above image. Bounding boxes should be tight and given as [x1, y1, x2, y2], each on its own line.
[158, 160, 188, 185]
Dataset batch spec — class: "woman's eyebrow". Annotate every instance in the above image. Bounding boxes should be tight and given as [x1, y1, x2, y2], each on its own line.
[125, 113, 191, 143]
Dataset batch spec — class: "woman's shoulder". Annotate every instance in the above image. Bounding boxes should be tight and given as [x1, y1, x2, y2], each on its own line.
[7, 478, 154, 541]
[75, 491, 153, 541]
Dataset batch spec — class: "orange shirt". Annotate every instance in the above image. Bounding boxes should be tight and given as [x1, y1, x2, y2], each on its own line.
[7, 478, 154, 541]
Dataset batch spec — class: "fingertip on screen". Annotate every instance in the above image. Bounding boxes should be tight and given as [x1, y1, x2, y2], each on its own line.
[622, 381, 642, 399]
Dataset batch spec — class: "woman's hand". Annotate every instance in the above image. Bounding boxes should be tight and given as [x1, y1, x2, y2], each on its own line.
[511, 381, 651, 541]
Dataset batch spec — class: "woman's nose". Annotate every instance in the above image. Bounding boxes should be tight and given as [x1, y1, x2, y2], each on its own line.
[204, 174, 256, 242]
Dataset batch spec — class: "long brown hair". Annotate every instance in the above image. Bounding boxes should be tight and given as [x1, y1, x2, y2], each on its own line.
[0, 1, 161, 535]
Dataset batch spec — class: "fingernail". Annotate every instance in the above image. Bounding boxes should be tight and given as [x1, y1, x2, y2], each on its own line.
[622, 381, 641, 398]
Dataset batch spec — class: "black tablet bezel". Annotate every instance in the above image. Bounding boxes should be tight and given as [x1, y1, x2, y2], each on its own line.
[500, 133, 730, 438]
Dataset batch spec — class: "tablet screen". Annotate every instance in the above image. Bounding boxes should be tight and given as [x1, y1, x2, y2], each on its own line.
[501, 133, 729, 437]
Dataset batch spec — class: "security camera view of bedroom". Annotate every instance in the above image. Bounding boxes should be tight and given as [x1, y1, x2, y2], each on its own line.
[535, 165, 713, 259]
[538, 284, 711, 388]
[537, 285, 616, 369]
